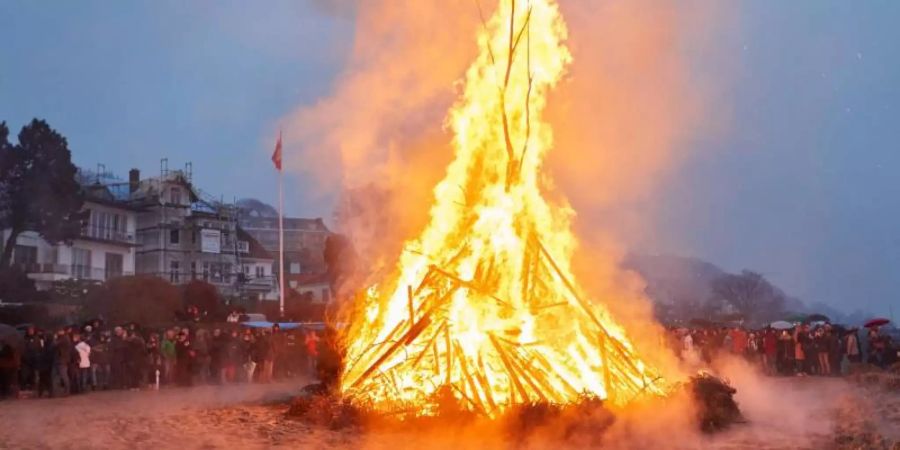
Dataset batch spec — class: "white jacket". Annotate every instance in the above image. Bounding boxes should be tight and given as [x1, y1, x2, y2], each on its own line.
[75, 341, 91, 368]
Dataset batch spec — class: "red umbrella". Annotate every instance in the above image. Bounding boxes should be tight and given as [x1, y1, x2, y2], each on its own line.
[864, 318, 890, 328]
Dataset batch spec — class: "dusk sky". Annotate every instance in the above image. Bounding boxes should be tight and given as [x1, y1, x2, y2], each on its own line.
[1, 1, 898, 314]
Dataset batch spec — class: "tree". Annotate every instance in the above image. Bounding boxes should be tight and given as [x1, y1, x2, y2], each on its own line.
[709, 270, 786, 324]
[0, 119, 86, 269]
[0, 266, 45, 303]
[182, 279, 220, 316]
[83, 275, 180, 325]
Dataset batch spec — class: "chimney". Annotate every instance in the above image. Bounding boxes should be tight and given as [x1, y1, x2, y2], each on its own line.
[129, 169, 140, 193]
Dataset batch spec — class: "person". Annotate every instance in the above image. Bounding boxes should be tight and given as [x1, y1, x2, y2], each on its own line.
[271, 324, 287, 379]
[127, 330, 147, 389]
[846, 328, 861, 363]
[730, 328, 748, 358]
[793, 326, 808, 376]
[304, 331, 320, 377]
[52, 330, 73, 396]
[175, 331, 193, 386]
[74, 334, 92, 392]
[868, 328, 886, 368]
[241, 333, 255, 382]
[110, 326, 129, 389]
[146, 334, 163, 388]
[253, 330, 273, 383]
[226, 311, 240, 323]
[193, 329, 210, 384]
[221, 330, 241, 383]
[763, 329, 778, 375]
[210, 328, 225, 384]
[37, 335, 55, 398]
[21, 326, 42, 391]
[815, 327, 831, 376]
[91, 334, 110, 390]
[160, 329, 177, 385]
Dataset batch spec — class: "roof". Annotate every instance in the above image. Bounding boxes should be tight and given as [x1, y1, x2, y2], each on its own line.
[240, 215, 330, 233]
[237, 226, 273, 260]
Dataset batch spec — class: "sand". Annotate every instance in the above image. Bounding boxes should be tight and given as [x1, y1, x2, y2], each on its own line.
[1, 375, 898, 450]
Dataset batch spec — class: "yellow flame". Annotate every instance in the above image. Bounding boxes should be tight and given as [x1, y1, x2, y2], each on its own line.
[340, 0, 667, 416]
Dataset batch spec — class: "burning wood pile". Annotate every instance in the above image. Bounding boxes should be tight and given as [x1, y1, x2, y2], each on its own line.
[336, 0, 668, 418]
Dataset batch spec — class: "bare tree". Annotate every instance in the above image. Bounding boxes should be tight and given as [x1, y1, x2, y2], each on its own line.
[709, 270, 786, 323]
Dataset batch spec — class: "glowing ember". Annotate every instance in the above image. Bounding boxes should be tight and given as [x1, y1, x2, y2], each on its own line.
[340, 0, 667, 416]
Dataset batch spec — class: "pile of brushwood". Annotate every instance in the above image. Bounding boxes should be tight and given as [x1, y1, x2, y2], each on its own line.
[288, 376, 742, 438]
[287, 385, 617, 445]
[688, 372, 744, 432]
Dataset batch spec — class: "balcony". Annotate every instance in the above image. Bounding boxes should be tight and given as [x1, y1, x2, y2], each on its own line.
[15, 263, 133, 282]
[81, 225, 136, 245]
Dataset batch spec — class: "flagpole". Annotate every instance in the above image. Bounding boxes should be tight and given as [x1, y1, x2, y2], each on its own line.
[277, 131, 285, 318]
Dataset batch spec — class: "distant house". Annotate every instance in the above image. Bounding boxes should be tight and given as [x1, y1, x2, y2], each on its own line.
[1, 178, 139, 292]
[237, 198, 331, 282]
[236, 227, 276, 301]
[128, 168, 277, 301]
[285, 272, 332, 304]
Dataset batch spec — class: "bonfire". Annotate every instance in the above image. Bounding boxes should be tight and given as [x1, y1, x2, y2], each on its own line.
[339, 0, 668, 417]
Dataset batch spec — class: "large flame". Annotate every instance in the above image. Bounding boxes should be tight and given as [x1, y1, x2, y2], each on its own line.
[340, 0, 667, 416]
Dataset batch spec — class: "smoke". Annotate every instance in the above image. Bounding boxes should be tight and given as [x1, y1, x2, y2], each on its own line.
[280, 2, 482, 276]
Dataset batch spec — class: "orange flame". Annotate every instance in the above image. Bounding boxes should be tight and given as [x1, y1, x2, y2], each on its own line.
[340, 0, 668, 416]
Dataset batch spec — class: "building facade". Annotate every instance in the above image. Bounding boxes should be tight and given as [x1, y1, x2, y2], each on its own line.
[2, 183, 139, 292]
[237, 200, 333, 303]
[129, 169, 275, 301]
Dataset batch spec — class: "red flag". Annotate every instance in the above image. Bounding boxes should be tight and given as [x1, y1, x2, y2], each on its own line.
[271, 131, 283, 171]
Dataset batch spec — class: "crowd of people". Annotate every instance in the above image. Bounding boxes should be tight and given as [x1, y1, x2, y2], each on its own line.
[670, 322, 896, 376]
[0, 318, 336, 399]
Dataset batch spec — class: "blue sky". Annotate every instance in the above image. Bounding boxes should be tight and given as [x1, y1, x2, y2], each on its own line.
[1, 1, 898, 313]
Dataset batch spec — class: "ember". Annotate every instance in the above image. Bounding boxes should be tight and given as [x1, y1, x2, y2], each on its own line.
[339, 0, 668, 417]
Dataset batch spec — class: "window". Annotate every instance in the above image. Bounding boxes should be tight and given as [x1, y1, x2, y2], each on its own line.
[169, 229, 180, 244]
[190, 262, 197, 279]
[289, 262, 301, 274]
[105, 253, 123, 279]
[322, 289, 331, 303]
[202, 262, 210, 281]
[170, 187, 182, 205]
[71, 248, 92, 279]
[13, 245, 38, 266]
[169, 260, 180, 283]
[255, 265, 265, 278]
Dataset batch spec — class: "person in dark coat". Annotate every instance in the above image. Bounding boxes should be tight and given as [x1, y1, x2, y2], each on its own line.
[91, 334, 111, 390]
[110, 326, 129, 389]
[52, 330, 73, 396]
[127, 331, 147, 389]
[175, 332, 193, 386]
[21, 326, 42, 391]
[253, 332, 273, 383]
[37, 334, 55, 398]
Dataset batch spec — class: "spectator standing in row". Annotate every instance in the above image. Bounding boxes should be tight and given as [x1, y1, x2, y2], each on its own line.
[74, 334, 91, 392]
[91, 335, 110, 390]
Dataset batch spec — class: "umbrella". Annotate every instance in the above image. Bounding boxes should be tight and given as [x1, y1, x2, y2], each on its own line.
[865, 318, 891, 328]
[0, 324, 24, 353]
[770, 321, 794, 330]
[805, 313, 831, 323]
[784, 313, 808, 323]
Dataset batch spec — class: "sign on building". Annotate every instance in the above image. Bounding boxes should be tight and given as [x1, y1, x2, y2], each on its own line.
[200, 229, 221, 254]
